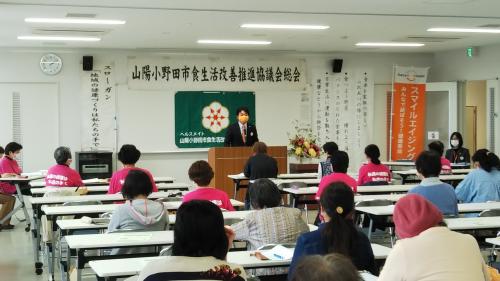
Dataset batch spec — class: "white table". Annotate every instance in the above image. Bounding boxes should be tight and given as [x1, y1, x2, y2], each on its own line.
[277, 173, 318, 179]
[88, 244, 390, 279]
[57, 210, 255, 231]
[445, 217, 500, 230]
[30, 176, 176, 188]
[30, 182, 191, 196]
[358, 202, 500, 239]
[357, 184, 416, 194]
[67, 230, 174, 281]
[486, 237, 500, 246]
[283, 186, 406, 208]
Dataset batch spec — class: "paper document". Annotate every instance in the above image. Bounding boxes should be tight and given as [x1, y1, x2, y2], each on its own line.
[260, 245, 294, 261]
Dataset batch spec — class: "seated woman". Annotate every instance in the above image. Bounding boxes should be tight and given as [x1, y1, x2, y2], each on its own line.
[243, 142, 278, 209]
[231, 178, 309, 278]
[357, 144, 391, 186]
[183, 160, 234, 211]
[108, 169, 168, 232]
[378, 194, 490, 281]
[455, 149, 500, 203]
[408, 151, 458, 217]
[290, 254, 362, 281]
[0, 142, 24, 195]
[316, 151, 357, 200]
[289, 182, 377, 279]
[0, 145, 16, 231]
[318, 141, 338, 179]
[428, 140, 452, 174]
[445, 132, 471, 164]
[133, 200, 246, 281]
[45, 146, 85, 188]
[108, 144, 157, 194]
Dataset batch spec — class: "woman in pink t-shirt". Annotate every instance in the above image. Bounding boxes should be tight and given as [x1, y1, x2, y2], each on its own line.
[45, 147, 85, 188]
[357, 144, 391, 186]
[316, 150, 357, 201]
[428, 141, 452, 175]
[108, 144, 157, 194]
[182, 160, 234, 211]
[0, 142, 24, 195]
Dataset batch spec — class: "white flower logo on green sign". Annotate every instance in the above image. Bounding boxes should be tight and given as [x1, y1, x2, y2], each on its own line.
[202, 101, 229, 133]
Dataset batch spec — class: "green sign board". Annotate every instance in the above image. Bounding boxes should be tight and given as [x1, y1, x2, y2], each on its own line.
[175, 91, 255, 148]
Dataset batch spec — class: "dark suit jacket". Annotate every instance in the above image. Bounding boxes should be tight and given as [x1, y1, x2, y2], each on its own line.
[243, 153, 278, 180]
[224, 122, 258, 147]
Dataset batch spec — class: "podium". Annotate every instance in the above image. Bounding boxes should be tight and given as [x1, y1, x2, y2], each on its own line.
[208, 146, 288, 200]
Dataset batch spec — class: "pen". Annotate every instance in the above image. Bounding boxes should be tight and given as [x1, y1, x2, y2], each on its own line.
[273, 254, 284, 260]
[75, 186, 80, 192]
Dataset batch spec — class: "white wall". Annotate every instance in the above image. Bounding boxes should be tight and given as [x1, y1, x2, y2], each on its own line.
[432, 44, 500, 154]
[0, 48, 433, 183]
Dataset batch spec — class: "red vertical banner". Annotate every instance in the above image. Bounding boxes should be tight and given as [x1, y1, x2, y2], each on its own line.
[390, 66, 428, 161]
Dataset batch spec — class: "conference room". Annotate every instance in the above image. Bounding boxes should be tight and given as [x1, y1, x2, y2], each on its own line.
[0, 1, 499, 281]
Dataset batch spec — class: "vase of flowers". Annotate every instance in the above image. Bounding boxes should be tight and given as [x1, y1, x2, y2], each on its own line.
[288, 121, 321, 163]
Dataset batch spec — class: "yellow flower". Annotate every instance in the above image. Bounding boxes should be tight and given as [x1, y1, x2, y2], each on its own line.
[308, 148, 317, 157]
[295, 147, 302, 156]
[304, 141, 310, 149]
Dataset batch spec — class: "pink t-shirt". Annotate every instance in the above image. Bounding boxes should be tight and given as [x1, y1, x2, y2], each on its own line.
[45, 164, 84, 187]
[315, 172, 357, 200]
[107, 167, 158, 194]
[441, 157, 452, 174]
[357, 162, 392, 186]
[0, 156, 22, 194]
[182, 187, 235, 211]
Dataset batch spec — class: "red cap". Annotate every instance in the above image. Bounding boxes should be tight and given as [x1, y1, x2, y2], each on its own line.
[394, 194, 443, 239]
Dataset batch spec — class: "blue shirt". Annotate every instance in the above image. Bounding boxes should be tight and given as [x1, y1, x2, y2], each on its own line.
[455, 168, 500, 203]
[288, 223, 377, 280]
[408, 177, 458, 216]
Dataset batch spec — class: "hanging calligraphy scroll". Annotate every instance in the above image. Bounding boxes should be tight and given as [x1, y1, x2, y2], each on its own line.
[390, 66, 428, 161]
[127, 57, 306, 90]
[81, 64, 116, 150]
[312, 70, 374, 170]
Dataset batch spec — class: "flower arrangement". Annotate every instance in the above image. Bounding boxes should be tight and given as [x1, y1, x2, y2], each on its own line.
[287, 121, 321, 159]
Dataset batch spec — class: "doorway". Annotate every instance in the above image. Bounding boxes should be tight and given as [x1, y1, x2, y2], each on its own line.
[464, 81, 487, 152]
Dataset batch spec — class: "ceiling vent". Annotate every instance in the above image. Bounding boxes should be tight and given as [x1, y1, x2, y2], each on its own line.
[65, 13, 97, 18]
[396, 36, 463, 43]
[478, 24, 500, 28]
[32, 28, 109, 37]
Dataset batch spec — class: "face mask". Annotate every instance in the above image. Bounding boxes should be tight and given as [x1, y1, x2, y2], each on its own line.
[451, 140, 459, 147]
[238, 115, 249, 124]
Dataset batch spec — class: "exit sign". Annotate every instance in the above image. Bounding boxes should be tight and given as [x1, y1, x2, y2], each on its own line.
[467, 47, 477, 57]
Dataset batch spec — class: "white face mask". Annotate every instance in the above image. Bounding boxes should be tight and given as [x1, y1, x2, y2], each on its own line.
[451, 140, 459, 147]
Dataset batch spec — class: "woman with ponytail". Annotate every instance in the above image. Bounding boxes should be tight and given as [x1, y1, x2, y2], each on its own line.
[357, 144, 391, 186]
[455, 149, 500, 203]
[288, 182, 377, 280]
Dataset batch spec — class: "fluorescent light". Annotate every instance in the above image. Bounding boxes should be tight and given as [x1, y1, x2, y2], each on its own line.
[18, 36, 101, 42]
[428, 27, 500, 33]
[356, 42, 425, 47]
[25, 18, 126, 25]
[241, 24, 329, 30]
[197, 39, 271, 45]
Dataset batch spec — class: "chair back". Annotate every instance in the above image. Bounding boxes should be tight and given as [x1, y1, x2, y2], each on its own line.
[355, 199, 393, 207]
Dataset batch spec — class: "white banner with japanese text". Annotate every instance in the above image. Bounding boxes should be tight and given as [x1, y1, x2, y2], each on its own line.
[80, 63, 116, 151]
[127, 57, 307, 90]
[312, 70, 374, 171]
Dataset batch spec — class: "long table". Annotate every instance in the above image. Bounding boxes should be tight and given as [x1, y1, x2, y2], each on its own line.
[357, 202, 500, 238]
[86, 244, 390, 280]
[393, 170, 469, 184]
[444, 216, 500, 231]
[30, 182, 191, 196]
[30, 176, 176, 188]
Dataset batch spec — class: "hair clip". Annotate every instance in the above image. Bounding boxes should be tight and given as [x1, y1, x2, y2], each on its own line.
[336, 206, 344, 214]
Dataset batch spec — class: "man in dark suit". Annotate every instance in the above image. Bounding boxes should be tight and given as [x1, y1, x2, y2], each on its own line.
[224, 106, 258, 147]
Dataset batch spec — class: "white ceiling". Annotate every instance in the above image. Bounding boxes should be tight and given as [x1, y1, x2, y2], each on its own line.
[2, 0, 500, 52]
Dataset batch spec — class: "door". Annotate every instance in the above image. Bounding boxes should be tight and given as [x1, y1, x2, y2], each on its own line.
[464, 106, 478, 153]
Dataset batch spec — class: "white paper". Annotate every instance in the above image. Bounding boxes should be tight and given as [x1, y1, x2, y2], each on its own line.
[260, 245, 294, 261]
[117, 233, 153, 242]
